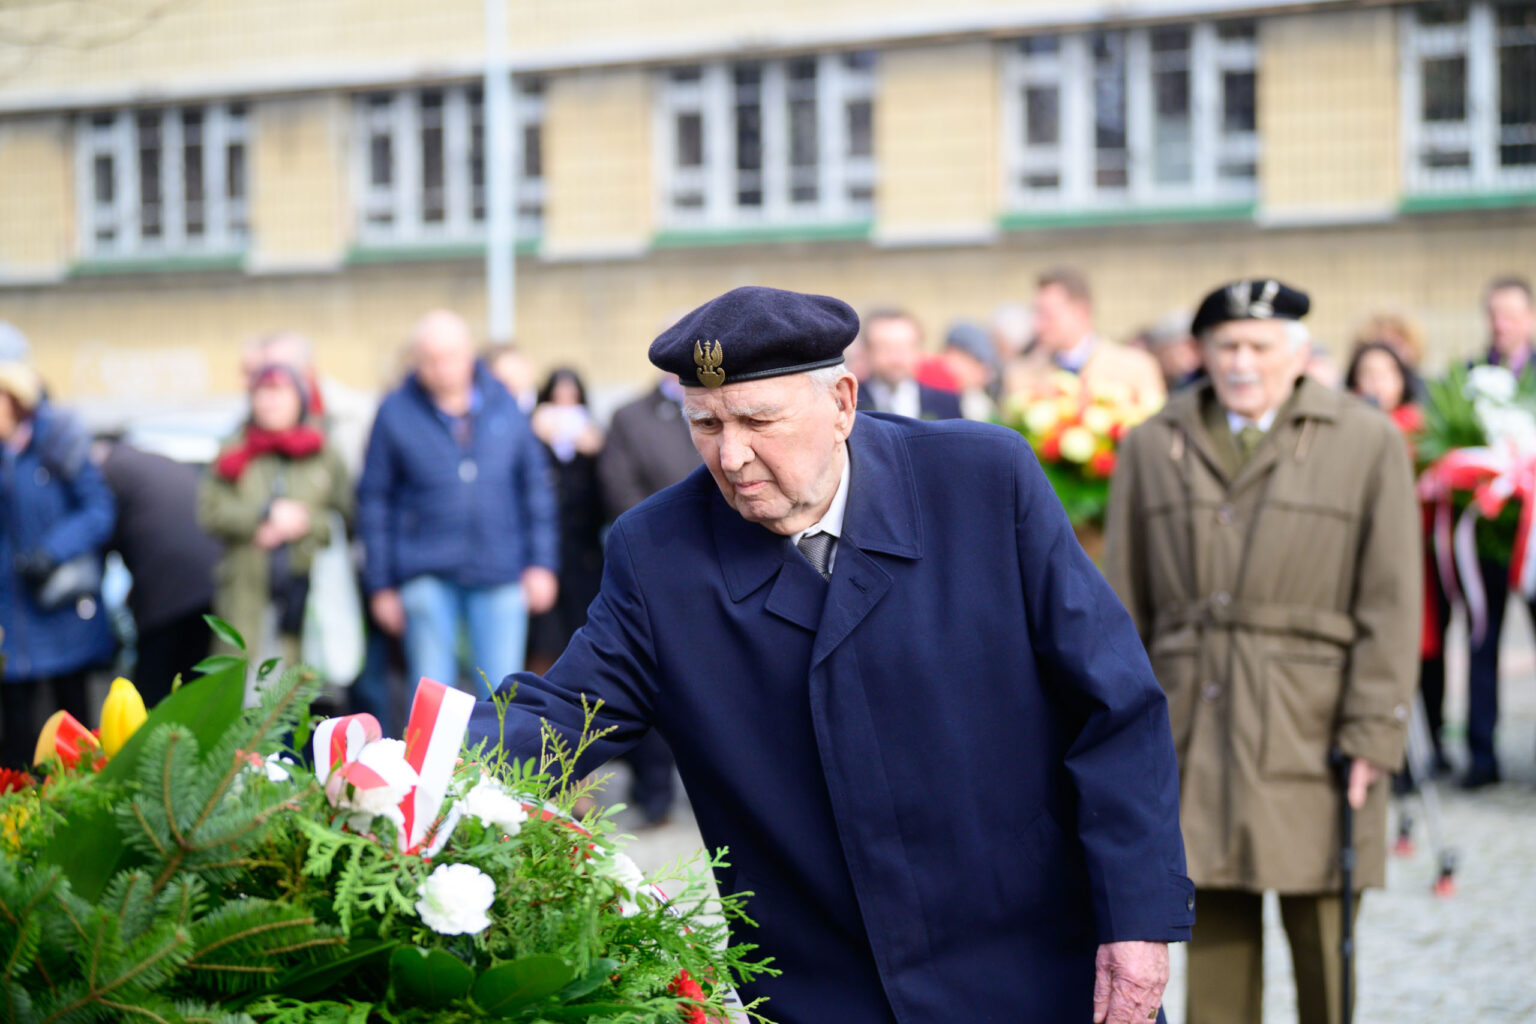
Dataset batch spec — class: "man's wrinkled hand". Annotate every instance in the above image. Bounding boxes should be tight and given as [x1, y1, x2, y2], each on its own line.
[1092, 940, 1168, 1024]
[1347, 757, 1385, 810]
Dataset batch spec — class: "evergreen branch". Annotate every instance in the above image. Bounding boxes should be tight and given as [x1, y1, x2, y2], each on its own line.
[99, 996, 174, 1023]
[132, 799, 171, 858]
[187, 963, 278, 975]
[260, 937, 345, 957]
[163, 732, 190, 850]
[38, 926, 187, 1024]
[190, 915, 317, 962]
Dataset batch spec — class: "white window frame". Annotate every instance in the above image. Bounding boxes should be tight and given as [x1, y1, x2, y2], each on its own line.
[1001, 21, 1258, 212]
[655, 51, 877, 230]
[352, 79, 543, 246]
[75, 102, 249, 258]
[1401, 2, 1536, 195]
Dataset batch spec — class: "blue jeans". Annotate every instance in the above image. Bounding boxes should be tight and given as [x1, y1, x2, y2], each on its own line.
[399, 575, 528, 698]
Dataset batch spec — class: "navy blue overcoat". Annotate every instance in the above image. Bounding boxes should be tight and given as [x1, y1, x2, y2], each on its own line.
[469, 412, 1194, 1023]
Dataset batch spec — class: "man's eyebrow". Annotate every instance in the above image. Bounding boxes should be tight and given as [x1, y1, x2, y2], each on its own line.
[683, 403, 782, 421]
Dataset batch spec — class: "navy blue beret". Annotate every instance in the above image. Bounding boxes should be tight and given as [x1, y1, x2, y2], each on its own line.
[1191, 279, 1309, 336]
[649, 286, 859, 389]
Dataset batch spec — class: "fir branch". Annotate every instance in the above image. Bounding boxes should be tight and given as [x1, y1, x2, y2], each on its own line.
[37, 924, 188, 1024]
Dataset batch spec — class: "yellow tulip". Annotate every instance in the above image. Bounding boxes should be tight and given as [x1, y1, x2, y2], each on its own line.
[1022, 400, 1060, 436]
[100, 677, 148, 758]
[1059, 426, 1097, 464]
[1081, 405, 1115, 437]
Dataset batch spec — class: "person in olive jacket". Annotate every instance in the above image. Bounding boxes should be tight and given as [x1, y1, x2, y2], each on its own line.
[1105, 280, 1421, 1024]
[199, 364, 352, 671]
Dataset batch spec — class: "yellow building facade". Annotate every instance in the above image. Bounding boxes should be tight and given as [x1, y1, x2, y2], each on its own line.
[0, 0, 1532, 406]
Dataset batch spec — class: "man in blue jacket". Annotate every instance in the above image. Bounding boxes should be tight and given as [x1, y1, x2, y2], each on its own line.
[469, 287, 1193, 1023]
[358, 310, 559, 696]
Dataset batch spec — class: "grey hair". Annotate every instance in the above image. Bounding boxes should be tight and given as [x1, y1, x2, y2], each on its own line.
[805, 363, 854, 394]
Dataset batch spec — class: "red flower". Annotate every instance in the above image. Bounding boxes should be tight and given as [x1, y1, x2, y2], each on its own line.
[669, 969, 707, 1024]
[1089, 450, 1117, 479]
[1039, 434, 1062, 462]
[0, 768, 31, 794]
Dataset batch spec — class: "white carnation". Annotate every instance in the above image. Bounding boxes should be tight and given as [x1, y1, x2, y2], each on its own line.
[593, 850, 649, 915]
[334, 738, 419, 833]
[1467, 365, 1518, 404]
[415, 862, 496, 935]
[461, 779, 529, 836]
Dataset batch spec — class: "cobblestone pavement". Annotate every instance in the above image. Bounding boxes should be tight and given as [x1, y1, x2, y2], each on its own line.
[614, 618, 1536, 1023]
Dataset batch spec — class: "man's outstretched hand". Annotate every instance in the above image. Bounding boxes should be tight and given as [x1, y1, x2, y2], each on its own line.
[1093, 940, 1169, 1024]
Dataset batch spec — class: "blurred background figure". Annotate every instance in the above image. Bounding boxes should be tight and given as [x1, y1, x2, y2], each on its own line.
[93, 436, 222, 705]
[526, 367, 605, 675]
[1346, 339, 1422, 430]
[598, 373, 699, 520]
[487, 344, 540, 415]
[358, 311, 558, 698]
[1303, 342, 1343, 390]
[0, 348, 117, 769]
[593, 371, 701, 828]
[1448, 277, 1536, 789]
[1140, 309, 1205, 393]
[939, 321, 1000, 421]
[856, 308, 962, 420]
[1352, 312, 1426, 384]
[242, 329, 377, 477]
[1005, 267, 1166, 406]
[199, 364, 352, 674]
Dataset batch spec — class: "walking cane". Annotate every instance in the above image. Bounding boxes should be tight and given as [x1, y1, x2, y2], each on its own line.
[1330, 749, 1354, 1024]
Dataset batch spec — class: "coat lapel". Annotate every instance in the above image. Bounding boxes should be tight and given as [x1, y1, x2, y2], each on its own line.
[810, 416, 922, 668]
[710, 478, 828, 631]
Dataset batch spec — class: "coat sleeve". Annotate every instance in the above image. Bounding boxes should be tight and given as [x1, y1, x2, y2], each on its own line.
[466, 517, 655, 770]
[516, 419, 560, 572]
[1012, 436, 1194, 944]
[197, 464, 266, 543]
[38, 457, 116, 565]
[1336, 424, 1421, 768]
[1102, 428, 1152, 644]
[355, 408, 396, 594]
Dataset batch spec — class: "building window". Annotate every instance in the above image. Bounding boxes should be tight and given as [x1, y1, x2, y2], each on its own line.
[1002, 20, 1257, 211]
[1402, 1, 1536, 194]
[657, 51, 876, 228]
[77, 103, 249, 256]
[355, 79, 543, 244]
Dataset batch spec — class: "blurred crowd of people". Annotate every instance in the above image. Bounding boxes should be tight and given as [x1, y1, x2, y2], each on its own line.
[0, 271, 1532, 803]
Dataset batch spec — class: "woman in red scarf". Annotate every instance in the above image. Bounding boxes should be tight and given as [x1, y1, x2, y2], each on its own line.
[199, 364, 351, 671]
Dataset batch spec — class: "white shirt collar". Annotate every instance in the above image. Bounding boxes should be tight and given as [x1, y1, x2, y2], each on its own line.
[1226, 408, 1278, 433]
[793, 449, 851, 548]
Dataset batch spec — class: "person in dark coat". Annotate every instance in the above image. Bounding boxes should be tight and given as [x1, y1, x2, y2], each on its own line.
[854, 307, 963, 420]
[469, 286, 1193, 1024]
[94, 439, 223, 706]
[596, 375, 700, 521]
[357, 310, 559, 697]
[593, 374, 703, 827]
[0, 362, 117, 769]
[526, 367, 605, 673]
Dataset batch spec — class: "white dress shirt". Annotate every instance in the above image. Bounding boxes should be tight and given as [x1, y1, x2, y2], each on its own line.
[792, 451, 852, 575]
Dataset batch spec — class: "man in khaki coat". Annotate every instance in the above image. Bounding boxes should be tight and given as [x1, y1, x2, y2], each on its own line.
[1104, 279, 1421, 1024]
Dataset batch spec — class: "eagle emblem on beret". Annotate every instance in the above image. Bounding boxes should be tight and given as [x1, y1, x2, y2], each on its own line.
[694, 340, 725, 388]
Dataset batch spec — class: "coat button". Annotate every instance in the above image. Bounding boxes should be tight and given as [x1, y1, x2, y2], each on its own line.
[1212, 591, 1231, 608]
[1393, 704, 1409, 722]
[1186, 895, 1196, 912]
[1215, 504, 1234, 525]
[1202, 682, 1222, 702]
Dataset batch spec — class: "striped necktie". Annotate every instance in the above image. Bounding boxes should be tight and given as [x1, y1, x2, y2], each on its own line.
[797, 532, 834, 580]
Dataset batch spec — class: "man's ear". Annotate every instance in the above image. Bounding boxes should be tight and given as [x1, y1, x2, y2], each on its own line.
[833, 375, 858, 439]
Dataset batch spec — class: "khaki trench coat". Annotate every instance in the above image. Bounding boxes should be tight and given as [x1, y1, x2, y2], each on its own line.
[198, 444, 353, 659]
[1103, 378, 1420, 892]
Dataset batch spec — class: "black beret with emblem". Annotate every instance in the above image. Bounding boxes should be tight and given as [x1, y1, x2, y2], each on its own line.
[1191, 279, 1310, 337]
[649, 285, 859, 389]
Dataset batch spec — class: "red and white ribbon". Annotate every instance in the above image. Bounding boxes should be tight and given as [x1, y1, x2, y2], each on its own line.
[312, 678, 475, 853]
[1418, 443, 1536, 644]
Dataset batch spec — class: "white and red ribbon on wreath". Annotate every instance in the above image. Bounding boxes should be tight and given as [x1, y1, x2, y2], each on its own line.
[1418, 443, 1536, 644]
[313, 676, 476, 854]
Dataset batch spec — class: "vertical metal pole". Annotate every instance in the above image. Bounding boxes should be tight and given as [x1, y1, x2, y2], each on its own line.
[484, 0, 516, 344]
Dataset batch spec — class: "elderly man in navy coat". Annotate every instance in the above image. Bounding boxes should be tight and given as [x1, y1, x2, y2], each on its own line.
[469, 286, 1194, 1023]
